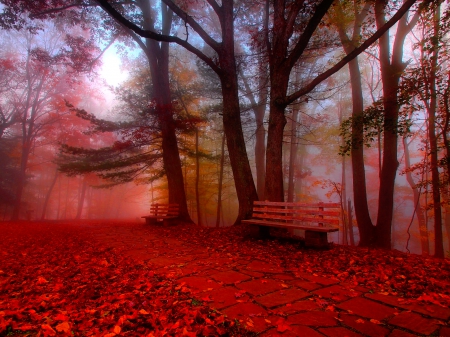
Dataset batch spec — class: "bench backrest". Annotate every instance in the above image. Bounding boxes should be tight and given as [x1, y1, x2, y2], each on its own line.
[150, 203, 180, 217]
[252, 201, 340, 227]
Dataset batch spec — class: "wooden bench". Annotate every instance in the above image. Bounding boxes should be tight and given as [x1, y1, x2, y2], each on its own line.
[241, 201, 340, 248]
[141, 203, 179, 225]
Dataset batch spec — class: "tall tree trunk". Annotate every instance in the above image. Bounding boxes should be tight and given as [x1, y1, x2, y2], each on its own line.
[336, 1, 375, 246]
[375, 0, 416, 249]
[75, 177, 87, 220]
[241, 70, 268, 200]
[403, 137, 429, 254]
[441, 73, 450, 252]
[255, 102, 267, 200]
[348, 199, 355, 245]
[63, 177, 69, 219]
[216, 133, 226, 227]
[427, 5, 444, 257]
[41, 169, 58, 220]
[266, 79, 289, 202]
[339, 102, 348, 245]
[264, 0, 334, 202]
[195, 128, 202, 226]
[287, 106, 299, 202]
[138, 1, 192, 222]
[218, 1, 258, 223]
[11, 55, 45, 220]
[56, 174, 62, 219]
[11, 143, 31, 220]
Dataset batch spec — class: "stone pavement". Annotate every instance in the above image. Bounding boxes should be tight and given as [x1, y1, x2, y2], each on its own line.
[81, 221, 450, 336]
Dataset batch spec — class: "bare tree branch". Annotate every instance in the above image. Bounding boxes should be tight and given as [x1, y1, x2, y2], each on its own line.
[283, 0, 419, 106]
[94, 0, 221, 74]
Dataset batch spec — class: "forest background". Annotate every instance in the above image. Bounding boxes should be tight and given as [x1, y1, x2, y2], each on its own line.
[0, 0, 449, 258]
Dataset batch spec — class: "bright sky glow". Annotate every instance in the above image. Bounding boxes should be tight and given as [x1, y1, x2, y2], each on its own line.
[100, 47, 128, 86]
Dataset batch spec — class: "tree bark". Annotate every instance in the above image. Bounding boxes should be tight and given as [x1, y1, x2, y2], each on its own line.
[75, 176, 87, 220]
[138, 0, 192, 222]
[339, 102, 347, 245]
[41, 169, 58, 220]
[216, 133, 226, 227]
[375, 0, 417, 249]
[348, 199, 355, 246]
[427, 5, 444, 257]
[241, 70, 268, 200]
[195, 128, 202, 226]
[218, 1, 258, 223]
[336, 1, 375, 246]
[264, 0, 334, 202]
[287, 106, 299, 202]
[403, 137, 429, 255]
[11, 53, 45, 220]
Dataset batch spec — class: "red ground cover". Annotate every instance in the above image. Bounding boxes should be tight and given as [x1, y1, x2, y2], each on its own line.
[0, 222, 252, 336]
[1, 221, 449, 336]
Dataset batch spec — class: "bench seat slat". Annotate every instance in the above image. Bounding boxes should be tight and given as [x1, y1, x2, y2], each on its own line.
[254, 201, 340, 208]
[253, 208, 340, 216]
[150, 207, 179, 212]
[251, 214, 339, 225]
[241, 219, 339, 232]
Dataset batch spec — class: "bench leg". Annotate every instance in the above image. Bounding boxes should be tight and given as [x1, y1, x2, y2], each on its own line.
[163, 218, 176, 226]
[305, 231, 329, 248]
[145, 218, 157, 225]
[259, 226, 271, 239]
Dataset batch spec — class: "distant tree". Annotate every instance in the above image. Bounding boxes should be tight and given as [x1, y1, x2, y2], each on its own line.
[401, 2, 449, 257]
[0, 25, 95, 220]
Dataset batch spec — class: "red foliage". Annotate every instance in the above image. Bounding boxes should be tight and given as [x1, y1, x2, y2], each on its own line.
[0, 223, 251, 336]
[173, 226, 450, 308]
[1, 222, 449, 336]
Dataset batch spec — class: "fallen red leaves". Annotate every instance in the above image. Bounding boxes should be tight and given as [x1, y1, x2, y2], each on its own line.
[0, 222, 253, 336]
[173, 225, 450, 308]
[1, 221, 449, 337]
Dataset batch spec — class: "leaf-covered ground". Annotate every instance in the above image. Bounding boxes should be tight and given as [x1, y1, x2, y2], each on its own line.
[191, 225, 450, 307]
[0, 222, 253, 336]
[1, 221, 449, 336]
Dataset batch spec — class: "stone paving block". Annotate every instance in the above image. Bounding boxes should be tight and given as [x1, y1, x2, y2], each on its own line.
[439, 326, 450, 336]
[246, 260, 284, 273]
[319, 327, 364, 337]
[207, 286, 247, 309]
[313, 285, 361, 302]
[340, 314, 389, 337]
[173, 263, 202, 276]
[259, 325, 324, 337]
[388, 330, 418, 337]
[296, 272, 340, 286]
[365, 293, 450, 320]
[275, 300, 319, 314]
[222, 301, 267, 318]
[176, 276, 221, 292]
[340, 283, 369, 294]
[289, 279, 323, 291]
[210, 270, 251, 284]
[240, 270, 265, 278]
[214, 257, 236, 264]
[272, 273, 294, 280]
[337, 297, 397, 321]
[222, 302, 268, 332]
[388, 311, 439, 335]
[288, 310, 338, 326]
[236, 278, 285, 296]
[256, 288, 309, 308]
